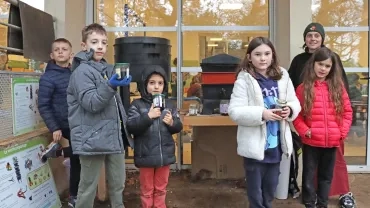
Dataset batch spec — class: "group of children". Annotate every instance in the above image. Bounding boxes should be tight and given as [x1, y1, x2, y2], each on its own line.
[38, 23, 182, 208]
[228, 23, 355, 208]
[37, 21, 356, 208]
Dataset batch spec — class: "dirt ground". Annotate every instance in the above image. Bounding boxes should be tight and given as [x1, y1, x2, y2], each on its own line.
[61, 171, 369, 208]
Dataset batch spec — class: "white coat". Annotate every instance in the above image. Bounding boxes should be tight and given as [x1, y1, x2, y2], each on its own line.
[228, 67, 301, 161]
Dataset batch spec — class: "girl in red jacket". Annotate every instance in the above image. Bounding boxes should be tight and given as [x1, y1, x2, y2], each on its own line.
[293, 47, 353, 208]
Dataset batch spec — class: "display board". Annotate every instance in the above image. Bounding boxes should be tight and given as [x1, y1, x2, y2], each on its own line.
[11, 77, 44, 136]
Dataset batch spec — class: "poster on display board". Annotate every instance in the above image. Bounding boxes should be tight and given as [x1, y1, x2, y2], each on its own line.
[12, 77, 44, 136]
[0, 137, 61, 208]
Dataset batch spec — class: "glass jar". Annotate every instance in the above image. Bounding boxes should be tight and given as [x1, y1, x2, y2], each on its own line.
[189, 104, 198, 116]
[274, 99, 287, 116]
[153, 94, 166, 110]
[113, 63, 130, 79]
[220, 99, 230, 116]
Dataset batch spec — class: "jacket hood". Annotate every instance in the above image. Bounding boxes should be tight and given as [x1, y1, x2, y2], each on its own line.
[45, 60, 71, 73]
[139, 65, 168, 102]
[71, 48, 108, 73]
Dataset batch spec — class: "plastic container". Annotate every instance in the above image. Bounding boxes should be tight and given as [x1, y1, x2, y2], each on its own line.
[202, 72, 236, 84]
[202, 84, 234, 100]
[200, 53, 240, 73]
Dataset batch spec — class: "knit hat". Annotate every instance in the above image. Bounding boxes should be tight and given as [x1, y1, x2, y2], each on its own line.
[303, 22, 325, 42]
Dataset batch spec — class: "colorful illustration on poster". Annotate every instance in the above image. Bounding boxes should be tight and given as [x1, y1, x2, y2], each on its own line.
[0, 137, 61, 208]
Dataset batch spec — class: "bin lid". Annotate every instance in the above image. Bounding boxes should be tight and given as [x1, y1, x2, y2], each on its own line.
[114, 36, 170, 45]
[201, 53, 241, 65]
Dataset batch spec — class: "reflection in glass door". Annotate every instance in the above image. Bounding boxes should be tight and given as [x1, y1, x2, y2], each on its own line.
[346, 72, 368, 165]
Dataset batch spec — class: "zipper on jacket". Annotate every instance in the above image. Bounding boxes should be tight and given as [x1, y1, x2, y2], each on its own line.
[320, 85, 329, 146]
[157, 119, 164, 166]
[113, 96, 122, 149]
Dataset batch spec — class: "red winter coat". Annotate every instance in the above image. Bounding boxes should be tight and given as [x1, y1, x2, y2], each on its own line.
[293, 81, 352, 148]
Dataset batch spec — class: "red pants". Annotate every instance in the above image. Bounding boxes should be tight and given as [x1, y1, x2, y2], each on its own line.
[139, 166, 170, 208]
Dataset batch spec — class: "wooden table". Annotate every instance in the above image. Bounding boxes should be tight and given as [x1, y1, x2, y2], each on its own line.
[183, 115, 244, 179]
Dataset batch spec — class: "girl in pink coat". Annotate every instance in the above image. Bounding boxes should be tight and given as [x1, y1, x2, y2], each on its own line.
[293, 47, 353, 208]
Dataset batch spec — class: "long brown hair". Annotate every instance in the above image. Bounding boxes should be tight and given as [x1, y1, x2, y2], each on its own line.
[236, 37, 281, 80]
[301, 47, 344, 118]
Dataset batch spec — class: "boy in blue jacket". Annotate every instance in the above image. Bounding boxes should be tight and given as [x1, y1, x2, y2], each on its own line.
[38, 38, 80, 207]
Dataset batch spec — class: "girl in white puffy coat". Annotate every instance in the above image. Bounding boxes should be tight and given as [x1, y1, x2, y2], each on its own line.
[228, 37, 301, 208]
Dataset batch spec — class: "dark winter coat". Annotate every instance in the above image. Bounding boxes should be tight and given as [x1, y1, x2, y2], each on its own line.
[288, 49, 349, 92]
[127, 66, 183, 168]
[38, 60, 71, 132]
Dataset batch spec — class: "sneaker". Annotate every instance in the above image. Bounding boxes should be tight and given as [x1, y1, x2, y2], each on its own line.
[339, 192, 356, 208]
[68, 196, 77, 208]
[41, 142, 61, 163]
[304, 204, 315, 208]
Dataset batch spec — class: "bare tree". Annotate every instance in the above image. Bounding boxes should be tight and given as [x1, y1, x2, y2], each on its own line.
[313, 0, 365, 67]
[0, 1, 9, 15]
[98, 0, 268, 27]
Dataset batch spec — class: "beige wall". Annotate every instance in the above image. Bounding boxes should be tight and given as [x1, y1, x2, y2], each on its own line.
[44, 0, 86, 55]
[274, 0, 312, 69]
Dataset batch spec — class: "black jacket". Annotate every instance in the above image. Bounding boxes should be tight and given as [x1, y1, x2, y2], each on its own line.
[127, 66, 183, 168]
[288, 50, 349, 92]
[38, 60, 71, 132]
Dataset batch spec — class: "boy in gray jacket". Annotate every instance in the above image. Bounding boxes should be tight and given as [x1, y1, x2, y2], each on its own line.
[67, 23, 133, 208]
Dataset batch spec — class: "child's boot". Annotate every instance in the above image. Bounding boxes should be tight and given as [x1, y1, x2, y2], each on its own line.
[68, 195, 77, 208]
[339, 192, 356, 208]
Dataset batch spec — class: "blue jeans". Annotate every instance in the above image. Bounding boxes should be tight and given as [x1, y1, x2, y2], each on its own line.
[244, 158, 280, 208]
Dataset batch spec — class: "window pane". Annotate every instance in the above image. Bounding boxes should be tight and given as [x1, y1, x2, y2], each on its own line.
[95, 0, 177, 27]
[346, 72, 368, 165]
[325, 32, 368, 67]
[182, 0, 269, 26]
[182, 31, 268, 67]
[312, 0, 368, 27]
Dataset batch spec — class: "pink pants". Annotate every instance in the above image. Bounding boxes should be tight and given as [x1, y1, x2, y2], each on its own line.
[139, 166, 170, 208]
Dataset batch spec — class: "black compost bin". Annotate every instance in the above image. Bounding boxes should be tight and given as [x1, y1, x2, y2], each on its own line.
[200, 53, 240, 72]
[114, 36, 172, 82]
[114, 37, 172, 113]
[200, 54, 240, 115]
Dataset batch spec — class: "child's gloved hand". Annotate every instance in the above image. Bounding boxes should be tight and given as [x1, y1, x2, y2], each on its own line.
[109, 74, 132, 87]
